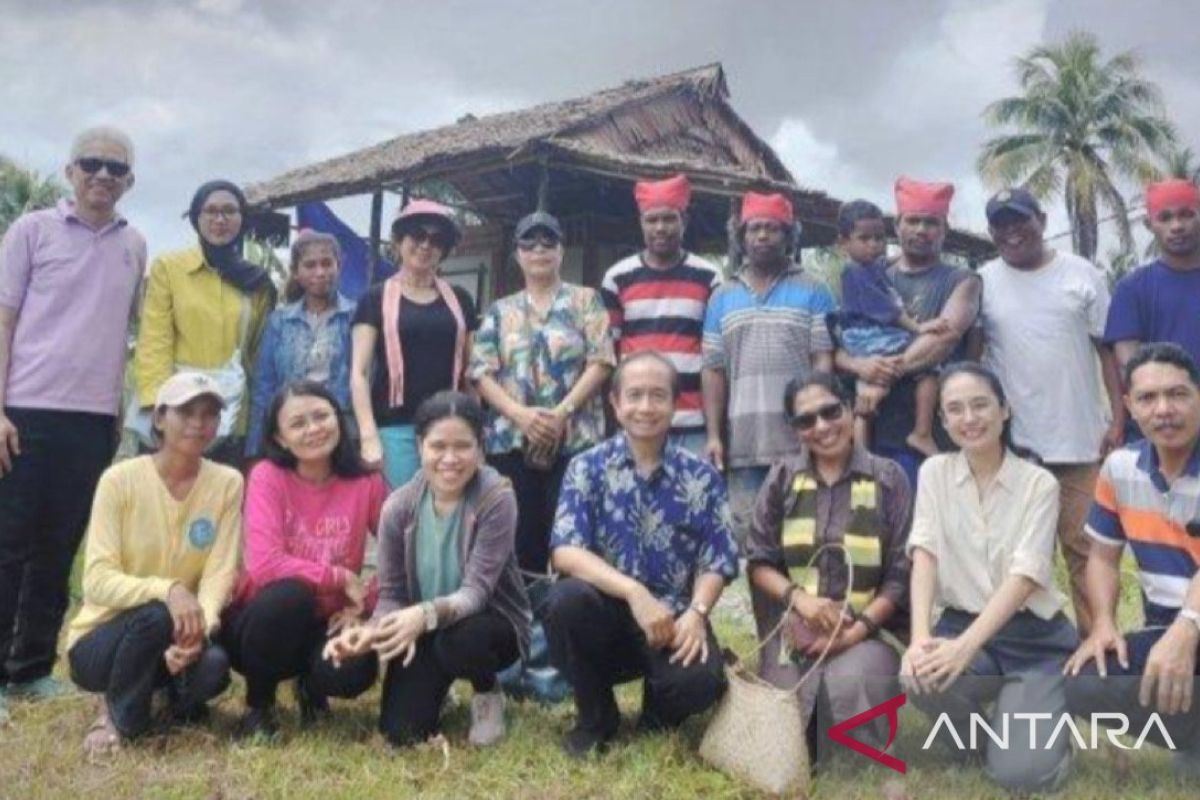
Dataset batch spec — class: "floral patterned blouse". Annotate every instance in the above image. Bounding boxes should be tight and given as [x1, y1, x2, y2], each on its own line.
[550, 434, 740, 613]
[468, 282, 615, 456]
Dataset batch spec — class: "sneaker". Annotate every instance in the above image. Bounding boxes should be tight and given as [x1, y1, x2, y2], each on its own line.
[294, 676, 329, 728]
[233, 707, 279, 743]
[8, 675, 73, 701]
[468, 689, 507, 746]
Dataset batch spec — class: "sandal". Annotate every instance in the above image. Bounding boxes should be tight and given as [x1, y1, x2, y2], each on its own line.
[82, 702, 122, 760]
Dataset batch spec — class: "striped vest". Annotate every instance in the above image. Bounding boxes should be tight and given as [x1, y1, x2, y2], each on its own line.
[781, 472, 884, 612]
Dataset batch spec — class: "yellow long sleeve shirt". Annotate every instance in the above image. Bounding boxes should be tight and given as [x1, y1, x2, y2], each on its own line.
[132, 246, 274, 432]
[67, 456, 244, 650]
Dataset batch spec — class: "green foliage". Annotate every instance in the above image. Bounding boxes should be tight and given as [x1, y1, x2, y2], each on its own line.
[0, 155, 69, 237]
[978, 31, 1177, 261]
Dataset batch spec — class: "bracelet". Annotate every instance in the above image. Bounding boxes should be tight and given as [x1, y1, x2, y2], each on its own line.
[782, 582, 801, 609]
[421, 601, 438, 632]
[857, 613, 881, 638]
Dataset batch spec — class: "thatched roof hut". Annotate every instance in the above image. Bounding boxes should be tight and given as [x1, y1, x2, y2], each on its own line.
[246, 63, 994, 298]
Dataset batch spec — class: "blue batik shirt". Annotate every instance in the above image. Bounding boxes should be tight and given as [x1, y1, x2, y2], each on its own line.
[550, 434, 740, 612]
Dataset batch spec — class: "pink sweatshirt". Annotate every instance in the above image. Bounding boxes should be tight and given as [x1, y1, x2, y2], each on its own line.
[233, 460, 388, 619]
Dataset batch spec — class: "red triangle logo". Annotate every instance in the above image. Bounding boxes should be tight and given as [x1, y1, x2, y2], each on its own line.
[826, 692, 907, 774]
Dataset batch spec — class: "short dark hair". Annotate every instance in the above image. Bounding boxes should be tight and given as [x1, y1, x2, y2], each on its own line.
[782, 371, 853, 422]
[610, 351, 680, 400]
[837, 200, 884, 238]
[937, 362, 1040, 462]
[737, 219, 800, 257]
[261, 380, 368, 478]
[1125, 342, 1200, 389]
[413, 390, 486, 444]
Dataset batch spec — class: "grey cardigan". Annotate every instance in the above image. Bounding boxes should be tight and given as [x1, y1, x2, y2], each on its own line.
[372, 465, 532, 658]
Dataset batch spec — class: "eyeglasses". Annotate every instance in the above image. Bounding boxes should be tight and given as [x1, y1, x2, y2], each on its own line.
[75, 157, 130, 178]
[200, 206, 242, 220]
[516, 234, 560, 252]
[790, 402, 845, 431]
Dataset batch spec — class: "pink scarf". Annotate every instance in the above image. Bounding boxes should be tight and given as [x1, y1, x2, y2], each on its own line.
[381, 271, 468, 408]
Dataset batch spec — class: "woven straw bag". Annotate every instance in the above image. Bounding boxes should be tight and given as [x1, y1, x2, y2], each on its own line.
[699, 543, 853, 796]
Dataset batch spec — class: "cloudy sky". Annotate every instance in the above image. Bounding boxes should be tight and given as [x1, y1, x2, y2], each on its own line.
[2, 0, 1196, 256]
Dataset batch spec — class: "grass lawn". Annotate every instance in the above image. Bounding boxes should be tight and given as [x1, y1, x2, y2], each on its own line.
[0, 554, 1192, 799]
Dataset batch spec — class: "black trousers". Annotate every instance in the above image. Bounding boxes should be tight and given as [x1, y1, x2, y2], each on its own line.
[0, 407, 116, 685]
[379, 610, 519, 746]
[487, 451, 570, 575]
[68, 602, 230, 738]
[544, 577, 726, 735]
[221, 578, 377, 709]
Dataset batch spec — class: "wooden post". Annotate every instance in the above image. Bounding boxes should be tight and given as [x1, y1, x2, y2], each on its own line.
[726, 196, 740, 278]
[368, 189, 383, 285]
[536, 159, 550, 212]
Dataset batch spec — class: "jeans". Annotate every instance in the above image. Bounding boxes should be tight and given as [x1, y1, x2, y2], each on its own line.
[0, 407, 116, 685]
[911, 609, 1078, 793]
[727, 465, 770, 548]
[1065, 625, 1200, 752]
[68, 602, 230, 738]
[379, 425, 419, 490]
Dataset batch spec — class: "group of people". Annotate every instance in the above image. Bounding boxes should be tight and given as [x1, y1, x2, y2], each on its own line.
[1, 125, 1199, 792]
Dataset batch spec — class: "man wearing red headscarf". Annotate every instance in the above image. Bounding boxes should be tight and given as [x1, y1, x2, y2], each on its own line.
[1105, 179, 1200, 392]
[601, 175, 722, 455]
[835, 177, 981, 488]
[702, 191, 836, 543]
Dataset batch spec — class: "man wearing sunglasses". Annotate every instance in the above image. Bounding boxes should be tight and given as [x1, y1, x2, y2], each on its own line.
[0, 126, 145, 719]
[600, 174, 723, 457]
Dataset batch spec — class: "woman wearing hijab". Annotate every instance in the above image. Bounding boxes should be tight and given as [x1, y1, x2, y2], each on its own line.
[133, 180, 277, 467]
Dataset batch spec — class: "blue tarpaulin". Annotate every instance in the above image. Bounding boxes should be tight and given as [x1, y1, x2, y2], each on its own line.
[296, 201, 395, 301]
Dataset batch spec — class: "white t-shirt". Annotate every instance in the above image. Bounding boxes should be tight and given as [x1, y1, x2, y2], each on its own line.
[979, 251, 1111, 464]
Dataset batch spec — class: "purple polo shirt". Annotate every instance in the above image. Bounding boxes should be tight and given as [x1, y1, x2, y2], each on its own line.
[0, 199, 146, 415]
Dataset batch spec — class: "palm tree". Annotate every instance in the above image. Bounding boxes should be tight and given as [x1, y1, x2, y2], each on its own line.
[0, 156, 68, 236]
[1158, 146, 1200, 183]
[977, 31, 1176, 260]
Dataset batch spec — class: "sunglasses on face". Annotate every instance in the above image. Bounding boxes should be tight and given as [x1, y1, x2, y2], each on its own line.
[516, 234, 561, 252]
[407, 227, 450, 249]
[790, 402, 845, 431]
[75, 157, 130, 178]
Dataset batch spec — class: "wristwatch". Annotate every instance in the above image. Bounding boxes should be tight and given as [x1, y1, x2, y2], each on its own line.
[557, 399, 577, 416]
[689, 601, 710, 619]
[1177, 607, 1200, 635]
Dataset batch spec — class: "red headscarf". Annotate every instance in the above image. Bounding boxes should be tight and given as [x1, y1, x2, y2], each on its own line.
[634, 174, 691, 212]
[1146, 179, 1200, 218]
[895, 177, 955, 217]
[740, 192, 793, 225]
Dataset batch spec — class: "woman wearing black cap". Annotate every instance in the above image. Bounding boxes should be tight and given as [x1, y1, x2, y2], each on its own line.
[132, 180, 277, 467]
[350, 200, 478, 489]
[469, 211, 615, 578]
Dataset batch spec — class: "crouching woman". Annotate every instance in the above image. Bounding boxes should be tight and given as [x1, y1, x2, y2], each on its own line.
[67, 372, 243, 757]
[325, 391, 531, 747]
